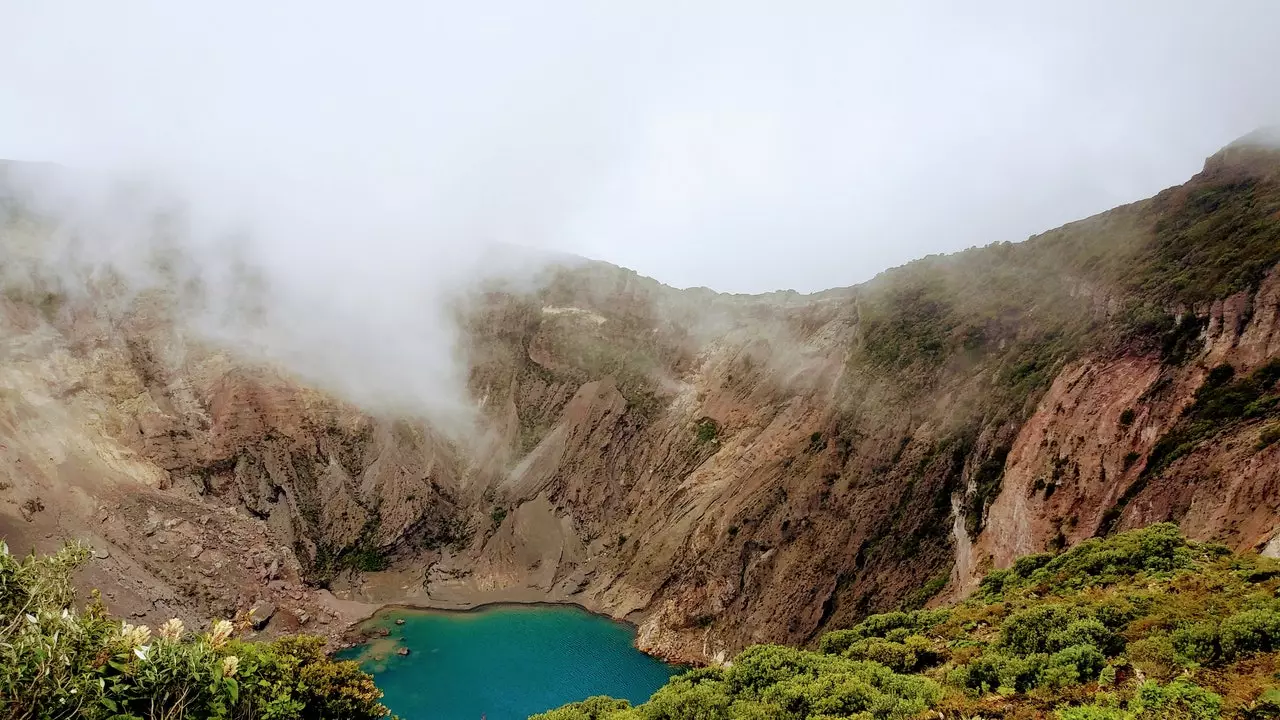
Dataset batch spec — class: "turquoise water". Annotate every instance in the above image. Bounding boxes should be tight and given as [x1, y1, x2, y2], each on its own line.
[338, 604, 683, 720]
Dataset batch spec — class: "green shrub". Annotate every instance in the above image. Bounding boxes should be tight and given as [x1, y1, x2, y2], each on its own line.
[949, 651, 1049, 694]
[1243, 688, 1280, 719]
[1120, 408, 1136, 427]
[1002, 605, 1082, 655]
[983, 523, 1195, 597]
[833, 635, 939, 673]
[541, 523, 1280, 720]
[1001, 606, 1119, 657]
[615, 644, 944, 720]
[1172, 622, 1221, 665]
[819, 609, 950, 651]
[529, 696, 634, 720]
[1122, 451, 1142, 470]
[1042, 644, 1107, 688]
[1218, 608, 1280, 660]
[0, 541, 391, 720]
[1056, 680, 1223, 720]
[694, 418, 719, 445]
[1131, 679, 1222, 720]
[1127, 634, 1181, 679]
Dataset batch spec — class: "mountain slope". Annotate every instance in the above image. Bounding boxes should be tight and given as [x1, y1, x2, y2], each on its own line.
[1, 132, 1279, 664]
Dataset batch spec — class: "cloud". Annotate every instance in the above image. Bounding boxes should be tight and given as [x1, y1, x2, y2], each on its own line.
[1, 2, 1278, 423]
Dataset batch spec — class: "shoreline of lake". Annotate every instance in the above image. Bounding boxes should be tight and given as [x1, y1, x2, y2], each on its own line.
[337, 603, 685, 720]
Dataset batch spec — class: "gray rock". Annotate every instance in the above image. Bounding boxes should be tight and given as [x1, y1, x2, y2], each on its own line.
[251, 604, 277, 630]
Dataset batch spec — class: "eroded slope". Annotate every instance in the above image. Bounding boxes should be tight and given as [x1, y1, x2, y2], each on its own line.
[2, 133, 1280, 662]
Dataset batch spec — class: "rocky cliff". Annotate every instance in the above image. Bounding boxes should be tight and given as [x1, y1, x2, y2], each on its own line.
[2, 132, 1279, 663]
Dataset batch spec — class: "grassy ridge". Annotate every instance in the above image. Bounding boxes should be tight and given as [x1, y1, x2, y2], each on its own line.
[533, 524, 1280, 720]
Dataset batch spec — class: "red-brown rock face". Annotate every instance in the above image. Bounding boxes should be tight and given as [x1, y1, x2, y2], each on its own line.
[3, 136, 1280, 663]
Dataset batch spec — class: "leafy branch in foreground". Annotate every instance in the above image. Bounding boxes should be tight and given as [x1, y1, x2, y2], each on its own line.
[0, 540, 392, 720]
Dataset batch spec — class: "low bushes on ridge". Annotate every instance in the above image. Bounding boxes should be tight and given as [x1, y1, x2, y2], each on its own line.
[533, 523, 1280, 720]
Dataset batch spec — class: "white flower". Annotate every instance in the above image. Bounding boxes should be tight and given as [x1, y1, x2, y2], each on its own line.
[119, 623, 152, 648]
[209, 619, 234, 648]
[221, 655, 239, 678]
[159, 618, 185, 642]
[134, 645, 151, 661]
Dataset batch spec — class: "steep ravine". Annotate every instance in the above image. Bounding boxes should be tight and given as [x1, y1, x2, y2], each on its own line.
[2, 133, 1280, 664]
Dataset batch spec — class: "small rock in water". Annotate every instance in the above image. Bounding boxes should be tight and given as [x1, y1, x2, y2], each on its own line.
[395, 618, 405, 625]
[396, 647, 411, 656]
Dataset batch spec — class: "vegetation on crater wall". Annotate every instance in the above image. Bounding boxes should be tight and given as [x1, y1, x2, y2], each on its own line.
[842, 163, 1280, 556]
[1143, 359, 1280, 476]
[1097, 359, 1280, 536]
[533, 524, 1280, 720]
[1134, 177, 1280, 306]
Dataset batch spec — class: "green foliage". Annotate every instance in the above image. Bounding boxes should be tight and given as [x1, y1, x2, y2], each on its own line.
[491, 506, 509, 527]
[694, 418, 719, 445]
[1122, 451, 1142, 471]
[1000, 607, 1121, 656]
[530, 696, 635, 720]
[1134, 176, 1280, 306]
[899, 571, 949, 612]
[1056, 680, 1223, 720]
[540, 523, 1280, 720]
[1120, 408, 1136, 427]
[979, 523, 1199, 598]
[1218, 608, 1280, 660]
[1145, 360, 1280, 476]
[308, 517, 390, 581]
[965, 445, 1011, 535]
[0, 541, 391, 720]
[1132, 678, 1223, 720]
[534, 645, 943, 720]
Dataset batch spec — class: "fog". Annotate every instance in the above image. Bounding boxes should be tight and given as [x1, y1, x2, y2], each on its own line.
[2, 1, 1279, 423]
[5, 2, 1280, 293]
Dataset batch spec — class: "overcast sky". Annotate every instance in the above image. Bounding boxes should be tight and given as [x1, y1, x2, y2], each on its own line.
[3, 1, 1280, 294]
